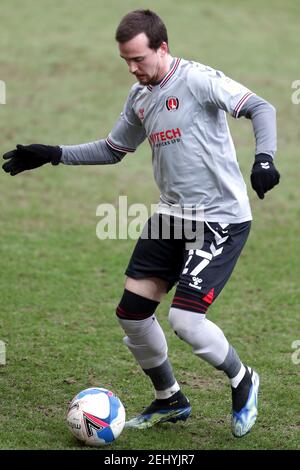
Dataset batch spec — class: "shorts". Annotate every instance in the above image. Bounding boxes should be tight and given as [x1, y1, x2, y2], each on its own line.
[125, 214, 251, 312]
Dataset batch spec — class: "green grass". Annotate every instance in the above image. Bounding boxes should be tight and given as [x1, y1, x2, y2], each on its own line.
[0, 0, 299, 450]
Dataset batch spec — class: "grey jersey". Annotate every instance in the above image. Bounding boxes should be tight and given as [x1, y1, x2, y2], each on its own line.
[107, 58, 257, 222]
[64, 58, 276, 223]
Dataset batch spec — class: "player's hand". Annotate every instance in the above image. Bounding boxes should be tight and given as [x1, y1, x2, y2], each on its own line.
[251, 153, 280, 199]
[2, 144, 62, 176]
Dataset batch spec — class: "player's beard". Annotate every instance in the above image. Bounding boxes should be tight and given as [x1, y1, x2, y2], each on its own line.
[135, 75, 150, 85]
[136, 62, 161, 86]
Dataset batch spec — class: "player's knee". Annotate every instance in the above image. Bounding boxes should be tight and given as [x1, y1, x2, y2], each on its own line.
[168, 307, 186, 339]
[168, 307, 205, 343]
[116, 288, 159, 321]
[169, 307, 199, 343]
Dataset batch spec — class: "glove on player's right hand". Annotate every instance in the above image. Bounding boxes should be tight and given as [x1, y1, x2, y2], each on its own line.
[2, 144, 62, 176]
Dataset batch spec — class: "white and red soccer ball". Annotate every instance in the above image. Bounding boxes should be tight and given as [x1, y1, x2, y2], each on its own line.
[67, 387, 125, 446]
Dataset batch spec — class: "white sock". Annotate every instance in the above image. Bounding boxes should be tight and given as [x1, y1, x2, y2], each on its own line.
[155, 381, 180, 400]
[118, 315, 167, 369]
[230, 364, 246, 388]
[169, 308, 229, 366]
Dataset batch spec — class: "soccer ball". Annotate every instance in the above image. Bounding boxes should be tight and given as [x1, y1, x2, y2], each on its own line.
[67, 387, 126, 446]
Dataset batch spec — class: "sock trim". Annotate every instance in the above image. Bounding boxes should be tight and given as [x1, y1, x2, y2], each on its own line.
[116, 289, 159, 320]
[155, 381, 180, 400]
[231, 364, 246, 388]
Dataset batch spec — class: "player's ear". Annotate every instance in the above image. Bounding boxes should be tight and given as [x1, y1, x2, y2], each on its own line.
[159, 42, 169, 56]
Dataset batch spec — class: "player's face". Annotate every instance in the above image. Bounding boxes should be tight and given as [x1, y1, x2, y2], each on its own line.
[119, 32, 169, 86]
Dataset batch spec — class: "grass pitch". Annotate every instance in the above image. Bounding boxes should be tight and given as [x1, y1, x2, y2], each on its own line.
[0, 0, 299, 450]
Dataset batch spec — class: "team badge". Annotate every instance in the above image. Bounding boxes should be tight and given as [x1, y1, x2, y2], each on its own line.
[138, 108, 145, 121]
[166, 96, 179, 111]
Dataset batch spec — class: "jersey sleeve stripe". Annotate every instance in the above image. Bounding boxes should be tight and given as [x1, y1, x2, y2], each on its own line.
[233, 91, 254, 118]
[105, 138, 135, 153]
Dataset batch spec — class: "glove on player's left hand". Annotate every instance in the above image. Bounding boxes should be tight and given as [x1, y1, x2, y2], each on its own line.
[251, 153, 280, 199]
[2, 144, 62, 176]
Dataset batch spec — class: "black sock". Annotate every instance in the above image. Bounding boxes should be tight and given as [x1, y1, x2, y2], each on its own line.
[231, 368, 252, 412]
[154, 390, 187, 406]
[143, 359, 177, 392]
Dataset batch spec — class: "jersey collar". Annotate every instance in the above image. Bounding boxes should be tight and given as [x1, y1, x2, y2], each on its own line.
[147, 58, 181, 92]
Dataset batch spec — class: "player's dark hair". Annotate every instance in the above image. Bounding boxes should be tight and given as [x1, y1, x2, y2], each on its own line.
[115, 9, 168, 50]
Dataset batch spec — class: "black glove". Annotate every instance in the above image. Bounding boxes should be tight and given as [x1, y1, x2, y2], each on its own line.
[2, 144, 62, 176]
[251, 153, 280, 199]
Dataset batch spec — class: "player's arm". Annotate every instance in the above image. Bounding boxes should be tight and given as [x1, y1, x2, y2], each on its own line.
[2, 85, 145, 175]
[238, 95, 280, 199]
[209, 72, 279, 200]
[213, 75, 279, 200]
[188, 66, 280, 199]
[1, 141, 126, 176]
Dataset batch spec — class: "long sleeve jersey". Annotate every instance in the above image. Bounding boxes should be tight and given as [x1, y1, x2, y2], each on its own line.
[61, 58, 277, 223]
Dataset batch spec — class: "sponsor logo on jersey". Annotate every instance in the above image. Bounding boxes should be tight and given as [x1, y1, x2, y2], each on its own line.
[166, 96, 179, 111]
[149, 128, 182, 147]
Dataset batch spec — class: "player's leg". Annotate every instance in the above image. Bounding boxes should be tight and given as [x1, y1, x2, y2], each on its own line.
[118, 276, 179, 399]
[116, 215, 190, 429]
[117, 276, 190, 428]
[168, 221, 259, 437]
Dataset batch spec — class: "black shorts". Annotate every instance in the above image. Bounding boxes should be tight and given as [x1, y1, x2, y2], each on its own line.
[125, 214, 251, 313]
